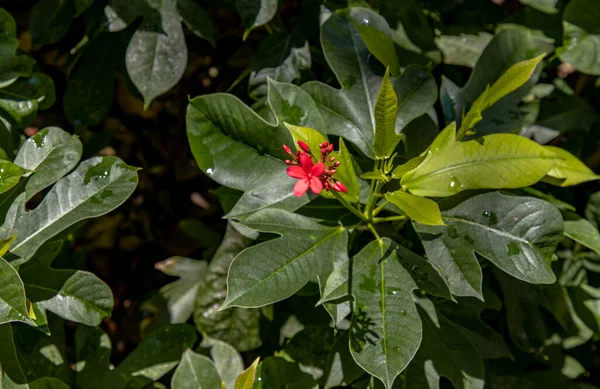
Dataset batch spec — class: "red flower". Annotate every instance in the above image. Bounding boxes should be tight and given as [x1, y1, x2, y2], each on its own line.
[287, 153, 325, 196]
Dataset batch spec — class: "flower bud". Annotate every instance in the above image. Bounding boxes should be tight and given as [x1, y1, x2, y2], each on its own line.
[284, 159, 294, 165]
[336, 181, 348, 193]
[334, 161, 341, 167]
[283, 144, 292, 154]
[332, 183, 341, 192]
[298, 140, 311, 153]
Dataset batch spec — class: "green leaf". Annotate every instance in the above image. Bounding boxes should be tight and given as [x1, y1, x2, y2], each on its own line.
[435, 33, 493, 68]
[14, 127, 82, 201]
[414, 192, 561, 299]
[256, 357, 318, 389]
[401, 123, 559, 197]
[360, 171, 388, 181]
[222, 209, 348, 308]
[559, 0, 600, 75]
[64, 33, 122, 127]
[0, 323, 27, 385]
[193, 224, 262, 352]
[404, 297, 485, 389]
[4, 156, 138, 260]
[0, 257, 33, 325]
[520, 0, 559, 13]
[201, 337, 244, 389]
[266, 79, 325, 130]
[156, 256, 208, 323]
[0, 73, 56, 132]
[236, 0, 277, 40]
[352, 20, 401, 77]
[285, 123, 328, 158]
[278, 327, 336, 382]
[0, 235, 15, 256]
[234, 358, 259, 389]
[19, 241, 113, 326]
[29, 0, 75, 45]
[385, 191, 444, 226]
[373, 68, 400, 159]
[320, 138, 360, 203]
[543, 146, 600, 187]
[0, 160, 27, 195]
[126, 0, 187, 108]
[176, 0, 214, 45]
[98, 324, 197, 389]
[391, 155, 425, 179]
[322, 331, 364, 389]
[563, 212, 600, 256]
[171, 349, 222, 389]
[536, 95, 596, 134]
[74, 0, 96, 15]
[74, 325, 112, 388]
[349, 238, 422, 389]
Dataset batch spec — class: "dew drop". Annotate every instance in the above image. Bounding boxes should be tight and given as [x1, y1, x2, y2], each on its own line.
[448, 176, 463, 192]
[392, 290, 399, 295]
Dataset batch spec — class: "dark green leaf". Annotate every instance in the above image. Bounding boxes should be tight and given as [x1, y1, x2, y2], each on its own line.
[435, 33, 493, 68]
[29, 0, 75, 45]
[519, 0, 559, 13]
[256, 357, 318, 389]
[0, 257, 33, 325]
[236, 0, 278, 40]
[200, 337, 244, 389]
[373, 68, 400, 159]
[563, 211, 600, 255]
[0, 160, 27, 195]
[74, 325, 112, 388]
[177, 0, 214, 44]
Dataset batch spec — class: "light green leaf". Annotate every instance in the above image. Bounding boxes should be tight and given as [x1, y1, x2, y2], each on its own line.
[0, 235, 15, 257]
[19, 241, 113, 326]
[285, 123, 328, 157]
[559, 0, 600, 75]
[14, 127, 82, 201]
[171, 349, 222, 389]
[563, 212, 600, 255]
[385, 190, 444, 226]
[360, 171, 388, 181]
[176, 0, 214, 44]
[352, 20, 401, 77]
[29, 0, 75, 45]
[320, 138, 360, 203]
[193, 224, 262, 352]
[4, 156, 138, 260]
[391, 155, 425, 179]
[156, 256, 208, 323]
[256, 357, 318, 389]
[0, 257, 33, 325]
[373, 68, 400, 159]
[543, 146, 600, 187]
[201, 337, 244, 389]
[404, 297, 485, 389]
[435, 33, 493, 68]
[234, 358, 259, 389]
[0, 160, 27, 195]
[236, 0, 277, 40]
[349, 238, 422, 389]
[519, 0, 559, 13]
[414, 192, 561, 299]
[222, 209, 348, 308]
[401, 123, 559, 197]
[126, 0, 187, 108]
[98, 324, 197, 389]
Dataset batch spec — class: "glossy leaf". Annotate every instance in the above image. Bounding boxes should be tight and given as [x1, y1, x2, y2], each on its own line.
[29, 0, 75, 45]
[0, 256, 33, 325]
[236, 0, 277, 40]
[177, 0, 214, 44]
[404, 297, 485, 389]
[352, 20, 400, 76]
[126, 0, 187, 108]
[563, 212, 600, 256]
[543, 146, 600, 187]
[559, 0, 600, 75]
[171, 349, 222, 389]
[373, 68, 400, 159]
[13, 127, 82, 201]
[222, 209, 348, 308]
[0, 160, 27, 195]
[414, 192, 562, 299]
[4, 156, 138, 260]
[349, 238, 422, 389]
[156, 256, 208, 323]
[234, 358, 259, 389]
[401, 123, 558, 197]
[286, 123, 327, 157]
[19, 241, 113, 326]
[391, 155, 425, 179]
[385, 191, 444, 226]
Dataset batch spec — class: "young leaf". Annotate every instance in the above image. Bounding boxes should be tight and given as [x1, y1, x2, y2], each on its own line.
[171, 349, 222, 389]
[349, 238, 422, 389]
[126, 0, 187, 108]
[391, 155, 425, 179]
[285, 123, 328, 156]
[201, 337, 244, 389]
[222, 209, 348, 308]
[543, 146, 600, 186]
[414, 192, 562, 299]
[19, 242, 113, 326]
[563, 211, 600, 256]
[235, 358, 259, 389]
[401, 122, 559, 197]
[0, 235, 15, 256]
[352, 20, 401, 77]
[320, 138, 360, 203]
[360, 171, 388, 181]
[486, 54, 546, 108]
[373, 68, 400, 159]
[0, 257, 34, 326]
[0, 160, 27, 195]
[4, 156, 139, 260]
[236, 0, 278, 40]
[385, 190, 444, 226]
[14, 127, 82, 201]
[404, 297, 485, 389]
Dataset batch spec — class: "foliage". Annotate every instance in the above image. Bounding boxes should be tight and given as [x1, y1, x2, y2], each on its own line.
[1, 0, 600, 388]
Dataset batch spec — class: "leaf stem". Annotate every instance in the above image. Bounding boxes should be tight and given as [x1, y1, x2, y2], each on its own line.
[372, 215, 409, 224]
[367, 223, 382, 241]
[331, 191, 369, 222]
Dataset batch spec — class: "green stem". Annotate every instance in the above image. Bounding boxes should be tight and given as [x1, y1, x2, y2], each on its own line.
[372, 215, 409, 224]
[366, 180, 383, 219]
[372, 200, 390, 217]
[332, 191, 369, 222]
[367, 223, 381, 241]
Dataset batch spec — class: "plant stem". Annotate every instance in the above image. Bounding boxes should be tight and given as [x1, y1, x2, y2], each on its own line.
[372, 200, 390, 217]
[367, 223, 381, 241]
[372, 215, 408, 224]
[331, 191, 369, 222]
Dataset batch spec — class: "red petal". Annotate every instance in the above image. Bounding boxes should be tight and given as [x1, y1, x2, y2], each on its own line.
[287, 165, 306, 179]
[309, 177, 323, 194]
[337, 181, 348, 193]
[299, 153, 313, 174]
[311, 162, 325, 177]
[298, 140, 311, 153]
[293, 179, 309, 197]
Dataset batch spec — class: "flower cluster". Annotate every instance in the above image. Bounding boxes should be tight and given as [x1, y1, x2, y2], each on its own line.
[283, 140, 348, 197]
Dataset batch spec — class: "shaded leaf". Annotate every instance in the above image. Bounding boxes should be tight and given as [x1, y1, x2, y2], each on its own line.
[236, 0, 278, 40]
[559, 0, 600, 75]
[177, 0, 214, 44]
[171, 349, 221, 389]
[435, 33, 493, 68]
[29, 0, 75, 45]
[255, 357, 318, 389]
[0, 257, 33, 325]
[74, 325, 112, 388]
[563, 211, 600, 256]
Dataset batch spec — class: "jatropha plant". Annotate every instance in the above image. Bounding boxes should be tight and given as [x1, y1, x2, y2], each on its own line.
[184, 6, 600, 388]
